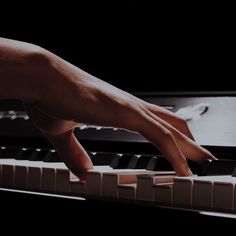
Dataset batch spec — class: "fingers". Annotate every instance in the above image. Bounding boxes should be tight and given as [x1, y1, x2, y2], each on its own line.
[144, 102, 195, 140]
[45, 130, 93, 181]
[143, 108, 216, 163]
[138, 112, 193, 176]
[25, 102, 93, 180]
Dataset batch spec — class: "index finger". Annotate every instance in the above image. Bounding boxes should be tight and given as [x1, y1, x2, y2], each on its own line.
[137, 112, 193, 176]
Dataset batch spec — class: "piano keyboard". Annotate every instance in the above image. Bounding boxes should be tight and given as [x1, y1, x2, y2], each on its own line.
[2, 94, 236, 224]
[1, 146, 236, 215]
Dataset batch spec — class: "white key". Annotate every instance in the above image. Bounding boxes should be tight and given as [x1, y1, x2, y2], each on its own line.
[71, 179, 86, 197]
[0, 164, 2, 185]
[14, 161, 30, 189]
[70, 172, 86, 196]
[28, 165, 42, 191]
[234, 182, 236, 212]
[173, 176, 196, 207]
[153, 183, 173, 205]
[41, 162, 66, 193]
[27, 161, 66, 193]
[137, 172, 175, 201]
[192, 176, 218, 209]
[213, 176, 236, 211]
[56, 167, 71, 194]
[0, 159, 8, 186]
[41, 167, 57, 193]
[86, 166, 112, 198]
[118, 183, 137, 200]
[27, 162, 54, 192]
[0, 159, 16, 188]
[102, 169, 153, 199]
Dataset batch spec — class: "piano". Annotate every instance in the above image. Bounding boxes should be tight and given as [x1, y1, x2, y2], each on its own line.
[1, 91, 236, 227]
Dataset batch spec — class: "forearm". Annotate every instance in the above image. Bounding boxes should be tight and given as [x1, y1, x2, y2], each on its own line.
[0, 37, 52, 101]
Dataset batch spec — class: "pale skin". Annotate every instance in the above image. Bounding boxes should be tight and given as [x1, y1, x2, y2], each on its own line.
[0, 37, 216, 180]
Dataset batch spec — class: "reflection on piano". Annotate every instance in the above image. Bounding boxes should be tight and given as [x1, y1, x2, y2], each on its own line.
[1, 92, 236, 225]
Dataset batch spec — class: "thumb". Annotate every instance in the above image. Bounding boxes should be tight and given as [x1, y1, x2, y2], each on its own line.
[45, 129, 93, 181]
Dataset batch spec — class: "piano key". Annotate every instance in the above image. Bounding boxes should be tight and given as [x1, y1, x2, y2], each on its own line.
[213, 176, 236, 211]
[28, 165, 42, 191]
[89, 152, 116, 166]
[0, 159, 16, 188]
[136, 172, 175, 201]
[14, 161, 49, 191]
[41, 162, 66, 193]
[26, 160, 78, 194]
[192, 175, 236, 210]
[102, 169, 154, 199]
[118, 183, 137, 200]
[14, 161, 29, 189]
[173, 175, 235, 209]
[4, 160, 44, 190]
[146, 156, 173, 171]
[27, 161, 66, 193]
[0, 147, 20, 159]
[86, 166, 113, 198]
[153, 183, 173, 206]
[192, 176, 216, 209]
[146, 156, 160, 171]
[127, 155, 153, 169]
[30, 149, 49, 161]
[35, 165, 55, 192]
[55, 166, 71, 194]
[70, 179, 86, 197]
[146, 156, 201, 174]
[173, 176, 195, 207]
[231, 166, 236, 177]
[15, 149, 35, 160]
[234, 183, 236, 212]
[200, 159, 236, 176]
[1, 158, 70, 193]
[110, 154, 134, 169]
[43, 150, 61, 162]
[0, 164, 2, 185]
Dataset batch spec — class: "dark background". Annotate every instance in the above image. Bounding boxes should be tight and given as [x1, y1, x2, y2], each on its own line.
[1, 1, 235, 92]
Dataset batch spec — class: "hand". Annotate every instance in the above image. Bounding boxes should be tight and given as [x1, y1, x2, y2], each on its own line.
[23, 50, 215, 180]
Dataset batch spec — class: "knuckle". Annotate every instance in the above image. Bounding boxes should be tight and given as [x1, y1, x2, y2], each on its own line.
[163, 130, 174, 140]
[177, 117, 188, 126]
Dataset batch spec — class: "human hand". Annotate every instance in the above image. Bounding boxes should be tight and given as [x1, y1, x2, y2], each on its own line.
[23, 50, 215, 180]
[0, 38, 215, 179]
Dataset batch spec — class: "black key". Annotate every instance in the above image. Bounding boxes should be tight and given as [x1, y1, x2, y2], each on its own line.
[0, 147, 20, 159]
[146, 156, 173, 171]
[232, 167, 236, 177]
[199, 159, 236, 176]
[43, 151, 61, 162]
[127, 155, 139, 169]
[29, 149, 46, 161]
[146, 156, 202, 174]
[187, 159, 202, 175]
[15, 149, 38, 160]
[146, 156, 158, 170]
[88, 152, 116, 166]
[110, 154, 134, 169]
[128, 155, 153, 169]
